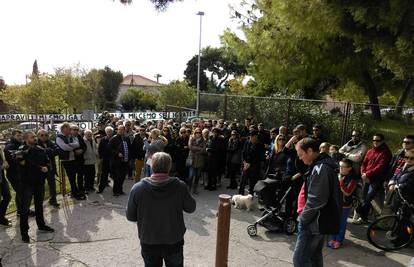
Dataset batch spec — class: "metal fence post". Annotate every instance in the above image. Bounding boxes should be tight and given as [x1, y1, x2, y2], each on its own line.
[215, 194, 231, 267]
[249, 97, 256, 120]
[223, 94, 228, 121]
[340, 102, 351, 145]
[285, 99, 292, 130]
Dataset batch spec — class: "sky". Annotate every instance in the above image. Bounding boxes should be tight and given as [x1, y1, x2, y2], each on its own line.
[0, 0, 241, 85]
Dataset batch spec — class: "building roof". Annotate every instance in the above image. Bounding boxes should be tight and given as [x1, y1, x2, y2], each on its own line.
[121, 74, 163, 87]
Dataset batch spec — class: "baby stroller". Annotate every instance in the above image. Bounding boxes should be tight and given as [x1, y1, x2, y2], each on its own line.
[247, 172, 297, 236]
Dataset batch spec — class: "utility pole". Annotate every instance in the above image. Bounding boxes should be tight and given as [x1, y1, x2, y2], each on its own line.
[154, 73, 162, 83]
[196, 11, 204, 117]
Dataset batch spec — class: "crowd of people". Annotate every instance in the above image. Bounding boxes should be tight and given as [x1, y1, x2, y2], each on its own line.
[0, 112, 413, 265]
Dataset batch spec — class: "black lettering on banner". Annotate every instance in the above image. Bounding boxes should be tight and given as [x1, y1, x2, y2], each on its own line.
[128, 113, 135, 119]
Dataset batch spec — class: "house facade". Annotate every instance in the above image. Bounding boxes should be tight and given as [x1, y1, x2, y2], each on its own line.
[117, 74, 163, 103]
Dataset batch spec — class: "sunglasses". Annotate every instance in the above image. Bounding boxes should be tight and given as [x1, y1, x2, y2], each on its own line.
[404, 156, 414, 160]
[352, 135, 360, 137]
[403, 141, 413, 144]
[163, 130, 169, 132]
[195, 132, 202, 134]
[372, 139, 382, 142]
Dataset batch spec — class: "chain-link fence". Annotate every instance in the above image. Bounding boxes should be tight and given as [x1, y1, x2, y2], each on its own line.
[199, 93, 413, 146]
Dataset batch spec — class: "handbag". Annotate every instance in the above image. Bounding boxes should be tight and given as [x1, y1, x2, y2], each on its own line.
[185, 154, 193, 167]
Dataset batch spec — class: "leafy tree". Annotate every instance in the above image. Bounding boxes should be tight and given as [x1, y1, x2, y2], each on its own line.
[54, 66, 92, 113]
[184, 46, 246, 92]
[1, 74, 68, 113]
[83, 68, 104, 109]
[224, 0, 414, 120]
[0, 65, 107, 113]
[98, 66, 123, 110]
[0, 78, 6, 112]
[120, 87, 157, 111]
[157, 80, 195, 109]
[184, 55, 209, 92]
[119, 0, 179, 10]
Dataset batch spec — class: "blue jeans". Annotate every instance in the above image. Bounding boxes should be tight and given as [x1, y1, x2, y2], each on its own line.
[141, 243, 183, 267]
[293, 222, 325, 267]
[361, 180, 384, 216]
[330, 207, 351, 243]
[145, 164, 152, 177]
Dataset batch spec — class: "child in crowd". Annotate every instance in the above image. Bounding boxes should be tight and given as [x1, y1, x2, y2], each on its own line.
[328, 158, 359, 249]
[329, 144, 345, 164]
[319, 142, 331, 154]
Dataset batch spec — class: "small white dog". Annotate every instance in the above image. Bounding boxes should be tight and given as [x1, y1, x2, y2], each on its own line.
[231, 194, 254, 211]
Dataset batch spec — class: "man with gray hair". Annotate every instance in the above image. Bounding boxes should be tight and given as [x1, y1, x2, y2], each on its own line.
[126, 152, 196, 267]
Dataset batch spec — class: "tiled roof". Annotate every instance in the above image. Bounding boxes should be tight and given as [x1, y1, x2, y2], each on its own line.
[122, 74, 163, 87]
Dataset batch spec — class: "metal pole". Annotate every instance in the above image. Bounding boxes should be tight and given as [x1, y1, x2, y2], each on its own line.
[215, 194, 231, 267]
[196, 11, 204, 117]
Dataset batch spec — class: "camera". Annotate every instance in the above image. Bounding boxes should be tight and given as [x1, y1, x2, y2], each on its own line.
[9, 149, 29, 160]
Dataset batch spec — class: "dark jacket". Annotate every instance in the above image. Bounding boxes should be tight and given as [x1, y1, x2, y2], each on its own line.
[258, 129, 271, 146]
[268, 150, 288, 175]
[18, 144, 49, 186]
[242, 141, 265, 165]
[227, 138, 243, 165]
[311, 134, 327, 147]
[300, 153, 342, 235]
[387, 149, 405, 181]
[37, 139, 59, 175]
[0, 149, 4, 183]
[131, 134, 145, 160]
[98, 136, 112, 160]
[340, 171, 359, 207]
[206, 135, 226, 172]
[4, 138, 22, 178]
[391, 165, 414, 206]
[108, 134, 131, 167]
[74, 134, 86, 165]
[126, 177, 196, 245]
[282, 146, 307, 177]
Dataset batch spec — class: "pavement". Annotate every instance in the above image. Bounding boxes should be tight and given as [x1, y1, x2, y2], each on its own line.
[0, 179, 413, 267]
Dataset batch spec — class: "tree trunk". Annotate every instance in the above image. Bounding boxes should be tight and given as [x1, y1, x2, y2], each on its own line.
[395, 79, 413, 114]
[362, 71, 381, 120]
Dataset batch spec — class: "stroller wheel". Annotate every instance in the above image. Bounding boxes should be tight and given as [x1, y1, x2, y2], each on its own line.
[247, 224, 257, 236]
[284, 218, 297, 235]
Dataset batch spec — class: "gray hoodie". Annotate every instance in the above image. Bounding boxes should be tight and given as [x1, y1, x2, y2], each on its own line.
[126, 176, 196, 245]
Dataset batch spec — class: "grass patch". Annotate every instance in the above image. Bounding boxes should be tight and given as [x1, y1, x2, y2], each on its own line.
[366, 118, 414, 152]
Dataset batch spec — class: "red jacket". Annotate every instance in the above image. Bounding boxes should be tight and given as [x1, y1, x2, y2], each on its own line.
[360, 143, 392, 182]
